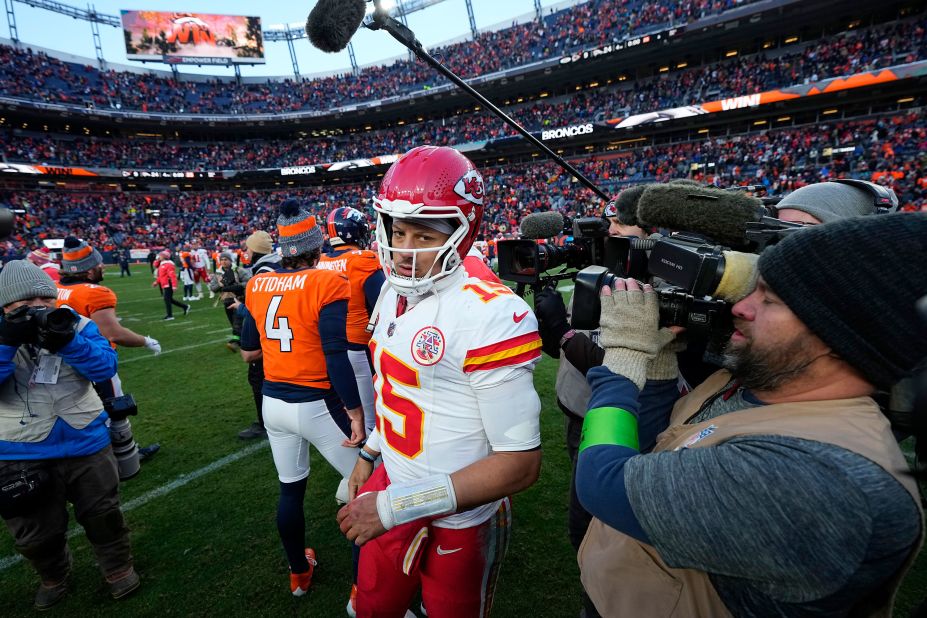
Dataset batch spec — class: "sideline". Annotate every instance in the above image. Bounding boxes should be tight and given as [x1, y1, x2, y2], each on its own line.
[0, 441, 270, 572]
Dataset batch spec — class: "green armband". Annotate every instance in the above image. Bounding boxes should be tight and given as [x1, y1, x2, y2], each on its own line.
[579, 407, 639, 453]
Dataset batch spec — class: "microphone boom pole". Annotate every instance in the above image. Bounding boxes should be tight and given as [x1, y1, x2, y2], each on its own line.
[366, 2, 609, 202]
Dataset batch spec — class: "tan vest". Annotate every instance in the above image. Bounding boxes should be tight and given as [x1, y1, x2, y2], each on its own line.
[578, 370, 923, 618]
[0, 317, 105, 443]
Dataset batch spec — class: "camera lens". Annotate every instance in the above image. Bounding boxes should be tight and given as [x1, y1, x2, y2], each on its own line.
[44, 309, 74, 331]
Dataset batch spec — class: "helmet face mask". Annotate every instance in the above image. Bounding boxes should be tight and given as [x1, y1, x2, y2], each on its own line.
[372, 146, 484, 296]
[373, 203, 469, 296]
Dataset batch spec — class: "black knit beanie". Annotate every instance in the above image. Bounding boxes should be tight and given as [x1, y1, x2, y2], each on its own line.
[605, 185, 646, 226]
[758, 212, 927, 388]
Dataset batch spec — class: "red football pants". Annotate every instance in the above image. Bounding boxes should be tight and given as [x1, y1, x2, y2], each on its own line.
[355, 467, 512, 618]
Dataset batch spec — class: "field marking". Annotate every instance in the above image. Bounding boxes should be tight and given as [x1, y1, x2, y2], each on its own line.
[119, 338, 229, 363]
[178, 324, 212, 331]
[557, 283, 575, 293]
[206, 328, 232, 335]
[0, 441, 270, 572]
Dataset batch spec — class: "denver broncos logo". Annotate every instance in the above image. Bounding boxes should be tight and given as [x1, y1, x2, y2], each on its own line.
[453, 170, 484, 206]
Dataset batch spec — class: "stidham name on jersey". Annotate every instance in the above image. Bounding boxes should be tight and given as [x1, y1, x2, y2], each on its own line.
[250, 273, 308, 293]
[317, 259, 347, 272]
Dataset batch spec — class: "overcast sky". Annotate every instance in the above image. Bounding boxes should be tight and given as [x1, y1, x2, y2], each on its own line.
[3, 0, 575, 78]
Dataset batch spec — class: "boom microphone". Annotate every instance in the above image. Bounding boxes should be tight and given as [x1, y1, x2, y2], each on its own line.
[306, 0, 367, 53]
[636, 184, 768, 248]
[519, 212, 565, 239]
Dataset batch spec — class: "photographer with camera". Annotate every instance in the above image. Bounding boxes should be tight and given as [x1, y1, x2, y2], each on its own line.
[209, 252, 248, 352]
[231, 230, 281, 440]
[533, 188, 674, 618]
[0, 260, 139, 610]
[57, 236, 161, 479]
[575, 213, 926, 617]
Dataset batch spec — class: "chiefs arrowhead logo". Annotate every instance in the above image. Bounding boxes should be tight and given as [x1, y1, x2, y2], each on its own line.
[453, 170, 484, 206]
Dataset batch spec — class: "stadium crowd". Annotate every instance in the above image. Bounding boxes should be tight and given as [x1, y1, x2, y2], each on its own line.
[2, 15, 924, 171]
[1, 111, 924, 259]
[11, 0, 915, 117]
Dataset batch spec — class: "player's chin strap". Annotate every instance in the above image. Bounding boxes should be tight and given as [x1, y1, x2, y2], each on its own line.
[376, 473, 458, 530]
[365, 280, 392, 334]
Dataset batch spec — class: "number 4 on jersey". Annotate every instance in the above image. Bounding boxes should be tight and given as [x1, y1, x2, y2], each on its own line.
[264, 295, 294, 352]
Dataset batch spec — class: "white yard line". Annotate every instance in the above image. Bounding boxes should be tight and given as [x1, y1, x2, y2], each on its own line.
[119, 338, 228, 363]
[0, 441, 270, 572]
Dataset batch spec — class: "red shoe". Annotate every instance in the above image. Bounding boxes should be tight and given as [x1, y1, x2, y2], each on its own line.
[289, 548, 317, 597]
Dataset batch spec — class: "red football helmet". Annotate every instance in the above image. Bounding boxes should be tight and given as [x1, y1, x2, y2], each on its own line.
[373, 146, 485, 296]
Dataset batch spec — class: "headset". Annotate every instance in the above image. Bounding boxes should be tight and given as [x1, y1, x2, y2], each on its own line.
[829, 179, 900, 215]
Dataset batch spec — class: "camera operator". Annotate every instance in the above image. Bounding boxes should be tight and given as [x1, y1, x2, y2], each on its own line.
[230, 230, 281, 440]
[533, 188, 660, 618]
[209, 252, 248, 352]
[0, 261, 139, 610]
[57, 236, 162, 478]
[575, 213, 926, 617]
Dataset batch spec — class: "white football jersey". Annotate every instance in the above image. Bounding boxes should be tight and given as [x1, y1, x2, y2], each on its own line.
[370, 269, 542, 528]
[193, 249, 208, 269]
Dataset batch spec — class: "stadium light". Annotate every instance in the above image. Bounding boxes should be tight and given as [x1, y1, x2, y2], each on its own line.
[822, 109, 839, 115]
[725, 50, 738, 57]
[898, 97, 915, 103]
[784, 36, 799, 44]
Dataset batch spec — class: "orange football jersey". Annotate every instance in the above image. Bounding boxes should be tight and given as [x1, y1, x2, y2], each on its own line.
[317, 248, 383, 346]
[245, 267, 350, 389]
[56, 282, 117, 317]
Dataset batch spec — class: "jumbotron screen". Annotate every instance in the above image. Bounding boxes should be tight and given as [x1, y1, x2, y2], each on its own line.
[120, 10, 265, 65]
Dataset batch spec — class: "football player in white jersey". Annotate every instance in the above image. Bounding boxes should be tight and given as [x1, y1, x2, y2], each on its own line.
[337, 146, 543, 618]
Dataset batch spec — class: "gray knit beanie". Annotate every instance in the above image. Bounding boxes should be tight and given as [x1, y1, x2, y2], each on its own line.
[776, 182, 876, 223]
[277, 199, 324, 258]
[61, 236, 103, 274]
[0, 260, 59, 308]
[758, 212, 927, 388]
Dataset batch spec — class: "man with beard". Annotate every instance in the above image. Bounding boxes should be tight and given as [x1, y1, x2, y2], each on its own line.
[574, 214, 926, 617]
[57, 237, 162, 476]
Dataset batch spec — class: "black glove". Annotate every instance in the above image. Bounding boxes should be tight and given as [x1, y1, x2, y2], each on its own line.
[0, 306, 40, 348]
[35, 308, 79, 353]
[533, 287, 570, 357]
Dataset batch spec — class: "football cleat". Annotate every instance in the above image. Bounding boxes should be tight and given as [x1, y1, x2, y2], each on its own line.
[346, 584, 357, 617]
[290, 548, 317, 597]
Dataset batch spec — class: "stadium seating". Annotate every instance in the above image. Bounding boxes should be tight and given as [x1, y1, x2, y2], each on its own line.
[4, 111, 923, 258]
[1, 0, 773, 114]
[2, 16, 924, 170]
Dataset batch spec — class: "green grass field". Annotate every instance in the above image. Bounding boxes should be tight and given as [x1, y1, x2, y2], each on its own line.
[0, 264, 924, 617]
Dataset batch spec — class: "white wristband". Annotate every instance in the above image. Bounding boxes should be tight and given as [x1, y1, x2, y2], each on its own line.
[375, 473, 457, 531]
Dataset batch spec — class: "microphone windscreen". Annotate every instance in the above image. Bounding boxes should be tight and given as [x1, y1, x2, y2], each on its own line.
[520, 212, 564, 239]
[306, 0, 367, 53]
[637, 184, 763, 247]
